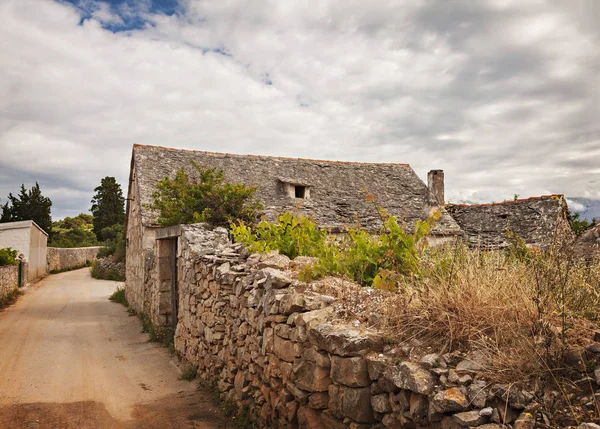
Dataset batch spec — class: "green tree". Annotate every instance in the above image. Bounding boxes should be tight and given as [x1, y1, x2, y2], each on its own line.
[50, 214, 98, 248]
[568, 212, 590, 235]
[148, 162, 263, 228]
[90, 177, 125, 241]
[0, 183, 53, 234]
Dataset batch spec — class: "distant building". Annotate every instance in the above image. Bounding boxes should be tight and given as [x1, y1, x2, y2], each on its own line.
[446, 195, 573, 249]
[0, 220, 48, 282]
[124, 144, 461, 314]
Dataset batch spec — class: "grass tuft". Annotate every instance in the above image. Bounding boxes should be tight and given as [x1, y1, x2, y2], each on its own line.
[199, 380, 258, 428]
[109, 286, 128, 307]
[138, 312, 175, 350]
[0, 288, 22, 310]
[179, 365, 198, 381]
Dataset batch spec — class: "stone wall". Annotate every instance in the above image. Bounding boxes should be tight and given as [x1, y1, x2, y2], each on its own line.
[166, 225, 534, 428]
[47, 247, 102, 272]
[0, 265, 18, 301]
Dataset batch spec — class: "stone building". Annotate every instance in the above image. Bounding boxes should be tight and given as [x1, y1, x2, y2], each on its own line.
[445, 195, 573, 249]
[124, 144, 461, 319]
[0, 220, 48, 282]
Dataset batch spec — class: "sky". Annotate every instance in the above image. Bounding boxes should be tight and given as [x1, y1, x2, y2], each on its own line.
[0, 0, 598, 220]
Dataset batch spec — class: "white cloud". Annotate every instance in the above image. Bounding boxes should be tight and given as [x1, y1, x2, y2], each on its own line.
[0, 0, 598, 219]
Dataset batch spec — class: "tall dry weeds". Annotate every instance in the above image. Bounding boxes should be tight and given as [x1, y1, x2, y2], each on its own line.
[349, 242, 600, 384]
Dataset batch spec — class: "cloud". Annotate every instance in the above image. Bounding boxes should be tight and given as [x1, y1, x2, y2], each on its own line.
[0, 0, 598, 219]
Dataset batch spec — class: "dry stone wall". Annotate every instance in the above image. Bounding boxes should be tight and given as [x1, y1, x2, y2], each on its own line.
[0, 265, 18, 301]
[47, 246, 102, 272]
[169, 225, 537, 428]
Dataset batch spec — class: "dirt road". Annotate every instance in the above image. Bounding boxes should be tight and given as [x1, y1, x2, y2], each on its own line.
[0, 269, 228, 429]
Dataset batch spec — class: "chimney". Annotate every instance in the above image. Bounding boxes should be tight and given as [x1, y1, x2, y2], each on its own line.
[428, 170, 445, 205]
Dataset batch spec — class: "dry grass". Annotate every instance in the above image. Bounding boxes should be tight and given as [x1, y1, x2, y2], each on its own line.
[315, 242, 600, 385]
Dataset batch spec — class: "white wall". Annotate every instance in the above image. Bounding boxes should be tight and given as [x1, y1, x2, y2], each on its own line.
[0, 226, 30, 259]
[28, 225, 48, 281]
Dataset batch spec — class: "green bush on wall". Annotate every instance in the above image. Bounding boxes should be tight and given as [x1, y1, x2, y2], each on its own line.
[0, 247, 18, 266]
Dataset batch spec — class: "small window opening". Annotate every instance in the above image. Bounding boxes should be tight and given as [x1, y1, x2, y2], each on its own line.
[295, 186, 306, 199]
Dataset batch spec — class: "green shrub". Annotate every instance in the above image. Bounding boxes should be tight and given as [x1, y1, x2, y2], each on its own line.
[147, 162, 263, 228]
[138, 312, 175, 349]
[568, 212, 590, 235]
[109, 286, 128, 307]
[0, 247, 18, 266]
[98, 236, 126, 262]
[232, 212, 328, 259]
[232, 209, 438, 287]
[179, 365, 198, 381]
[90, 260, 125, 281]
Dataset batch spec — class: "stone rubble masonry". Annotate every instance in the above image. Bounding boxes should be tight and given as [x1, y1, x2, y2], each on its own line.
[0, 265, 18, 302]
[144, 224, 531, 428]
[47, 247, 102, 272]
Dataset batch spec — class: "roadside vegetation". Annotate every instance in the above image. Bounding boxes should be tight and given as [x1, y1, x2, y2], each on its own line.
[108, 285, 128, 306]
[179, 365, 198, 381]
[0, 289, 22, 310]
[0, 247, 18, 266]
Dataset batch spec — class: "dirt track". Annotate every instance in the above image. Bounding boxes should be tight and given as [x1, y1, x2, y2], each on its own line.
[0, 269, 228, 428]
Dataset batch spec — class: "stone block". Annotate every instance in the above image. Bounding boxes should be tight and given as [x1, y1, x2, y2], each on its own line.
[263, 267, 292, 289]
[308, 392, 329, 409]
[371, 393, 392, 413]
[382, 362, 437, 395]
[409, 392, 428, 422]
[294, 308, 335, 328]
[342, 386, 375, 423]
[301, 346, 331, 368]
[366, 352, 391, 380]
[293, 360, 331, 392]
[273, 336, 302, 362]
[308, 323, 384, 357]
[430, 387, 469, 414]
[452, 410, 489, 427]
[330, 355, 370, 387]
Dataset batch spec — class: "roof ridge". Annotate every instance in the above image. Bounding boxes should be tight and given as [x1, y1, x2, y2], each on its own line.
[132, 143, 412, 168]
[447, 194, 564, 207]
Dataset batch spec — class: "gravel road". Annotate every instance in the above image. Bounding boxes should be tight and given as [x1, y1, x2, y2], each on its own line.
[0, 269, 228, 428]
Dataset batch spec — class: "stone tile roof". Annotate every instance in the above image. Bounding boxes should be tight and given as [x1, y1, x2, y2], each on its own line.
[130, 144, 461, 235]
[446, 195, 570, 249]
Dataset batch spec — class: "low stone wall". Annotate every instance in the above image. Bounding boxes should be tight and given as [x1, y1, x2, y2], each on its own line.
[0, 265, 18, 301]
[166, 225, 536, 428]
[47, 247, 102, 272]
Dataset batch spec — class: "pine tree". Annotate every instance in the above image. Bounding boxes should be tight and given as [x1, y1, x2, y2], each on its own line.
[90, 177, 125, 241]
[0, 183, 53, 234]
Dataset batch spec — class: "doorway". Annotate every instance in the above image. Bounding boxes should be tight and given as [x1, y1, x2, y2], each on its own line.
[157, 237, 178, 330]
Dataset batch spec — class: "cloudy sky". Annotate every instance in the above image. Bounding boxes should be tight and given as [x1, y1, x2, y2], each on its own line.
[0, 0, 598, 219]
